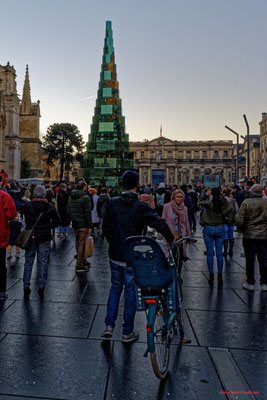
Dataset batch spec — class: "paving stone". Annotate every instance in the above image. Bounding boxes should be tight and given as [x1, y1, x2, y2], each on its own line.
[6, 278, 21, 290]
[79, 281, 110, 305]
[230, 349, 267, 398]
[7, 263, 24, 279]
[78, 266, 111, 284]
[182, 286, 249, 312]
[6, 280, 86, 304]
[234, 289, 267, 314]
[107, 344, 225, 400]
[0, 300, 15, 314]
[0, 396, 55, 400]
[0, 334, 5, 342]
[181, 270, 210, 288]
[0, 301, 97, 338]
[187, 310, 267, 350]
[0, 334, 109, 400]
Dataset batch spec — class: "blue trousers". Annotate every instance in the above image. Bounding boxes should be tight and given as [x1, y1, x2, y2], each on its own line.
[203, 225, 225, 274]
[23, 241, 51, 289]
[224, 224, 235, 240]
[105, 260, 136, 335]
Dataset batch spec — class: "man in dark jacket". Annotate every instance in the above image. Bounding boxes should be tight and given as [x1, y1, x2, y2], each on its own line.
[0, 188, 17, 301]
[233, 185, 244, 208]
[181, 184, 194, 229]
[102, 170, 174, 343]
[22, 185, 60, 299]
[67, 180, 92, 272]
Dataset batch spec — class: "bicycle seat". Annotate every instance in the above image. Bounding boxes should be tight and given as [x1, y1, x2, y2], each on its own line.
[124, 236, 175, 288]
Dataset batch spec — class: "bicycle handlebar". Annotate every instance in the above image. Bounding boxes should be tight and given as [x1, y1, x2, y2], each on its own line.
[175, 237, 197, 245]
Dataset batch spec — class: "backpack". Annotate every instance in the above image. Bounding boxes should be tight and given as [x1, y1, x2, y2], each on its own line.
[156, 193, 165, 207]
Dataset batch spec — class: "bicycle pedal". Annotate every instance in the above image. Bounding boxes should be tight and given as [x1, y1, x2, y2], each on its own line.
[143, 348, 149, 357]
[181, 339, 191, 344]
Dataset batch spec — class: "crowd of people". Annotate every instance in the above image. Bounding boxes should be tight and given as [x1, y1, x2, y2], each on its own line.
[0, 171, 266, 342]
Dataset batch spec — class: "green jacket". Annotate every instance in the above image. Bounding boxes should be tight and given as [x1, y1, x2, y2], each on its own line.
[236, 197, 267, 239]
[199, 196, 234, 226]
[67, 189, 92, 229]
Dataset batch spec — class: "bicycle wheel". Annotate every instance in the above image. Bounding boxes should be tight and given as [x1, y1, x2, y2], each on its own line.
[149, 298, 171, 379]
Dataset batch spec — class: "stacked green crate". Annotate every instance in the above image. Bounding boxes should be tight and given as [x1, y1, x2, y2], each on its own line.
[83, 21, 133, 188]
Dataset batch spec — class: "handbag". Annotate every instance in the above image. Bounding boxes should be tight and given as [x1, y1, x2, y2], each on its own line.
[84, 235, 94, 258]
[15, 212, 44, 250]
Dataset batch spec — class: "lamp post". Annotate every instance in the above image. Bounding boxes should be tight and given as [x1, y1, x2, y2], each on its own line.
[225, 125, 239, 183]
[243, 114, 250, 179]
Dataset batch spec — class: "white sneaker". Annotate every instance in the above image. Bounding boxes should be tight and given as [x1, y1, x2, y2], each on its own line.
[242, 282, 255, 291]
[261, 284, 267, 291]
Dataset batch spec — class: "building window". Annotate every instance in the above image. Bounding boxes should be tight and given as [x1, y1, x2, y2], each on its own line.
[214, 151, 219, 157]
[224, 150, 228, 157]
[186, 151, 191, 158]
[194, 151, 199, 158]
[202, 151, 207, 158]
[179, 151, 183, 158]
[140, 151, 144, 157]
[168, 151, 172, 158]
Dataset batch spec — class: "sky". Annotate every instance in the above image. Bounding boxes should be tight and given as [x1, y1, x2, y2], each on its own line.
[1, 0, 267, 145]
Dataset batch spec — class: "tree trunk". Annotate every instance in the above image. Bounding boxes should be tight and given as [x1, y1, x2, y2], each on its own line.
[60, 134, 65, 180]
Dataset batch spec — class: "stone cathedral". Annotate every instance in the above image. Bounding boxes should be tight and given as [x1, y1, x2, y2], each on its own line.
[0, 62, 42, 179]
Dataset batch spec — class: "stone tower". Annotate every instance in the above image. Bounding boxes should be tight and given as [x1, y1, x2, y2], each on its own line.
[83, 21, 133, 188]
[19, 65, 42, 177]
[0, 62, 21, 179]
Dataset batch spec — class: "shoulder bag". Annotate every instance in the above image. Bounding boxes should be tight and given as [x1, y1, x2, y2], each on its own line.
[16, 212, 44, 250]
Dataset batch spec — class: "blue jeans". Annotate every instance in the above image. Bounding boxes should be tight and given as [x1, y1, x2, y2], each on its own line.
[203, 226, 225, 274]
[224, 224, 235, 240]
[59, 226, 69, 235]
[23, 241, 51, 289]
[105, 260, 136, 335]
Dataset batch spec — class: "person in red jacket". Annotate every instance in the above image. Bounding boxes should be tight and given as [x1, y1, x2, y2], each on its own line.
[0, 186, 17, 300]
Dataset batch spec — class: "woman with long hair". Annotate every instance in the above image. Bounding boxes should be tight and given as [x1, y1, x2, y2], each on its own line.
[200, 187, 234, 286]
[162, 189, 191, 273]
[222, 188, 238, 257]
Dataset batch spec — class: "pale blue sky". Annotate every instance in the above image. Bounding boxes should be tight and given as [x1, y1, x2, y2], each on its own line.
[1, 0, 267, 145]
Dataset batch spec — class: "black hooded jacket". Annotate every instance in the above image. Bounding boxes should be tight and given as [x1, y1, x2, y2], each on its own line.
[103, 191, 174, 262]
[22, 199, 60, 244]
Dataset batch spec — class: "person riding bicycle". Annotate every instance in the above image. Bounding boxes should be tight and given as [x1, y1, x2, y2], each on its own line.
[102, 170, 174, 343]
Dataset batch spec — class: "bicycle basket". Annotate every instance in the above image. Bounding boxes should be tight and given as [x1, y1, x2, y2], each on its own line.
[124, 236, 174, 288]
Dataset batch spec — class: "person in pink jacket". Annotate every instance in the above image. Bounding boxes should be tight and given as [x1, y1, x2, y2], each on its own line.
[140, 187, 156, 209]
[162, 189, 191, 273]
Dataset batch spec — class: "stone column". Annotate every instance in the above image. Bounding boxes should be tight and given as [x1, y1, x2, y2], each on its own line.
[139, 167, 142, 185]
[147, 167, 151, 185]
[166, 167, 169, 184]
[175, 167, 178, 184]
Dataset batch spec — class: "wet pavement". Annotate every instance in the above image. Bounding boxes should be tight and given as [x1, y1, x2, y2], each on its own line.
[0, 225, 266, 400]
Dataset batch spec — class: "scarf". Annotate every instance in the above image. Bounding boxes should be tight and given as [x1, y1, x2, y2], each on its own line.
[170, 199, 186, 228]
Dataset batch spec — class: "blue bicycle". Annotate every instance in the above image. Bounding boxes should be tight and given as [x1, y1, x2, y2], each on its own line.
[124, 236, 191, 379]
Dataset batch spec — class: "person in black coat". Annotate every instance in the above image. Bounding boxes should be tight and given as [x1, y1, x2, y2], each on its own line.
[97, 187, 110, 238]
[56, 183, 71, 238]
[22, 185, 60, 300]
[102, 170, 174, 343]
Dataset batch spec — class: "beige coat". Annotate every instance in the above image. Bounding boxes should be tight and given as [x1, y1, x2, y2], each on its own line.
[236, 197, 267, 239]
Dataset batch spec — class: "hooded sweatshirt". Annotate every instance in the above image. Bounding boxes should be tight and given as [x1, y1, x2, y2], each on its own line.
[103, 191, 173, 261]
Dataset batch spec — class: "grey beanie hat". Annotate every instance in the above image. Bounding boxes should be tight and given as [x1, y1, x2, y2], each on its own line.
[250, 184, 263, 197]
[33, 185, 46, 198]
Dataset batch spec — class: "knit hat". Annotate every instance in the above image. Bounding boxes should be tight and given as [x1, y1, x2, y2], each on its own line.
[121, 170, 139, 190]
[144, 187, 151, 194]
[251, 184, 263, 197]
[33, 185, 46, 198]
[158, 182, 165, 189]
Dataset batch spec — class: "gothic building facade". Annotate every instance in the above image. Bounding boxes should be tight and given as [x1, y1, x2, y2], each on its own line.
[0, 62, 42, 180]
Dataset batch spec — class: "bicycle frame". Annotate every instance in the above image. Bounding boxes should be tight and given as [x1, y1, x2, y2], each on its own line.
[144, 295, 177, 353]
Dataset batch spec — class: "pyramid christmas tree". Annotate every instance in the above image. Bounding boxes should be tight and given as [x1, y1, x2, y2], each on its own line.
[83, 21, 133, 188]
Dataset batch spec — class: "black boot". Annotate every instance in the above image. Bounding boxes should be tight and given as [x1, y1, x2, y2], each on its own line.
[208, 273, 214, 286]
[228, 239, 235, 257]
[218, 274, 223, 287]
[24, 287, 31, 300]
[38, 287, 45, 301]
[223, 240, 228, 257]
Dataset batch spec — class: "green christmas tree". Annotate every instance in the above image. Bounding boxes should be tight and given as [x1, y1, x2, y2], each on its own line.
[83, 21, 133, 188]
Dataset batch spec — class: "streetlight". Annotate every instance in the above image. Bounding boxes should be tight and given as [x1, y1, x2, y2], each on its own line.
[243, 114, 250, 179]
[225, 125, 239, 183]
